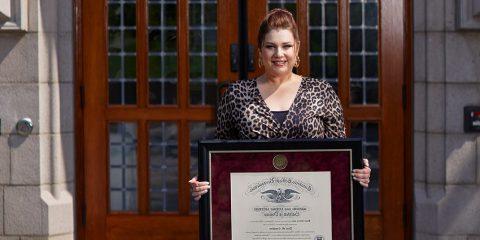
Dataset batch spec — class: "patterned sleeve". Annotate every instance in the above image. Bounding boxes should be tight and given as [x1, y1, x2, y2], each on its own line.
[216, 84, 237, 139]
[323, 84, 346, 138]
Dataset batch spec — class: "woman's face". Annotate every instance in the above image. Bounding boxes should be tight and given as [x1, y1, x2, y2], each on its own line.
[260, 29, 299, 77]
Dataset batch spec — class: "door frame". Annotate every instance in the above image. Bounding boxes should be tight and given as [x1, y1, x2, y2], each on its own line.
[74, 0, 414, 239]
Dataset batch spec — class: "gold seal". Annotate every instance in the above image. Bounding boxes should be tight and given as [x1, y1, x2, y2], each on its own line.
[273, 154, 288, 170]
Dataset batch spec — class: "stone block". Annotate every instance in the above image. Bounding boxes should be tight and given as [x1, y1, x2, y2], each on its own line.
[414, 233, 435, 240]
[20, 234, 73, 240]
[437, 185, 480, 235]
[0, 186, 3, 234]
[39, 83, 74, 134]
[40, 133, 75, 184]
[414, 33, 426, 82]
[38, 32, 74, 84]
[477, 137, 480, 185]
[427, 183, 446, 205]
[4, 185, 74, 236]
[58, 32, 73, 83]
[38, 32, 59, 83]
[57, 0, 72, 33]
[414, 82, 426, 131]
[426, 133, 445, 184]
[37, 0, 58, 33]
[414, 0, 426, 32]
[59, 83, 74, 133]
[0, 32, 38, 83]
[0, 83, 39, 135]
[415, 184, 440, 233]
[445, 0, 456, 31]
[445, 134, 477, 184]
[4, 186, 45, 235]
[426, 83, 445, 133]
[446, 84, 480, 133]
[41, 185, 74, 235]
[415, 132, 426, 181]
[0, 136, 10, 184]
[10, 135, 40, 185]
[426, 32, 445, 83]
[426, 0, 445, 31]
[445, 32, 480, 83]
[0, 237, 21, 240]
[414, 233, 470, 240]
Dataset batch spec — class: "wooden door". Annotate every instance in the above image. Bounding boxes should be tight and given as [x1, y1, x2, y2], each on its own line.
[79, 0, 409, 239]
[81, 0, 238, 238]
[246, 0, 407, 239]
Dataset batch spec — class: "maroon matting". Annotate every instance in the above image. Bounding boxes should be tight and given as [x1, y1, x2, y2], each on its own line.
[209, 150, 352, 240]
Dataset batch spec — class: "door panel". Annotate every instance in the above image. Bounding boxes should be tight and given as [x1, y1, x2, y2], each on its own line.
[246, 1, 405, 239]
[83, 0, 237, 238]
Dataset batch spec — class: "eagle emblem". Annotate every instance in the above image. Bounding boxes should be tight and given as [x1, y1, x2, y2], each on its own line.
[260, 188, 301, 203]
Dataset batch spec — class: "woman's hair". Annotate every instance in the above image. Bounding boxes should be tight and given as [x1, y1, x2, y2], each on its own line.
[257, 8, 300, 49]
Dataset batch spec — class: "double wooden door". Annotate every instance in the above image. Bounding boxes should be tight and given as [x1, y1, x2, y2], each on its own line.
[79, 0, 408, 239]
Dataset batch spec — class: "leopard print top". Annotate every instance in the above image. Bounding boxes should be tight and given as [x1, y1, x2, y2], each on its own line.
[216, 76, 346, 140]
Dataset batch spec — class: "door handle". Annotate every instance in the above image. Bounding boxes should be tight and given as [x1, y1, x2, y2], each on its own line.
[230, 44, 255, 72]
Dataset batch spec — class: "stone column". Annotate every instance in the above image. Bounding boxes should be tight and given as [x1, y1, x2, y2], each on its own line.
[0, 0, 75, 239]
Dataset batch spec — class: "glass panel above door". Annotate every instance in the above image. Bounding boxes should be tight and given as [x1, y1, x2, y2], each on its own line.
[189, 0, 218, 106]
[268, 0, 296, 17]
[148, 0, 178, 105]
[108, 0, 137, 105]
[349, 0, 379, 105]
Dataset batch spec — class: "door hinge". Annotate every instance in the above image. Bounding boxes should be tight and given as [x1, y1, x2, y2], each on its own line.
[402, 84, 407, 110]
[80, 85, 85, 109]
[82, 203, 86, 226]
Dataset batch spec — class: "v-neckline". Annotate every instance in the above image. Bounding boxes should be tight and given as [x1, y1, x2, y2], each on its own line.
[254, 76, 305, 127]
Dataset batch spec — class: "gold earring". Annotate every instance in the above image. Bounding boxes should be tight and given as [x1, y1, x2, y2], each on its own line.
[295, 56, 300, 68]
[258, 57, 263, 68]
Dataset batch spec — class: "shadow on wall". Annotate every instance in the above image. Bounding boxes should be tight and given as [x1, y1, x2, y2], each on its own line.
[441, 136, 480, 234]
[417, 136, 480, 236]
[0, 33, 25, 66]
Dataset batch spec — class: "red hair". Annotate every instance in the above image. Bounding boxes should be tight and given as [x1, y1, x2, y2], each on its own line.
[257, 8, 300, 49]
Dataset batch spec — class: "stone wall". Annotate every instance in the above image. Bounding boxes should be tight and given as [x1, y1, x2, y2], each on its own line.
[2, 0, 480, 239]
[0, 0, 74, 239]
[414, 0, 480, 239]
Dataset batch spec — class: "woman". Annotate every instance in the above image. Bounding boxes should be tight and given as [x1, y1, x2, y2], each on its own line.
[189, 9, 370, 200]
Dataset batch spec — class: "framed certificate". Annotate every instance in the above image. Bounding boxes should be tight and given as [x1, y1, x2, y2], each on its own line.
[198, 139, 364, 240]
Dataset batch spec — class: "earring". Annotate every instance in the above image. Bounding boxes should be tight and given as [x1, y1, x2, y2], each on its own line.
[258, 56, 263, 68]
[295, 56, 300, 68]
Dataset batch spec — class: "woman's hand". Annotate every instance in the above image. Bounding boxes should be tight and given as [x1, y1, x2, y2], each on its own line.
[352, 158, 371, 188]
[189, 176, 210, 201]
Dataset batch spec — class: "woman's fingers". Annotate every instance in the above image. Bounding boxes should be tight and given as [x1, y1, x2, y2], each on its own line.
[189, 178, 210, 201]
[352, 176, 370, 187]
[192, 189, 209, 197]
[352, 168, 371, 177]
[192, 185, 210, 193]
[352, 159, 371, 188]
[363, 158, 369, 168]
